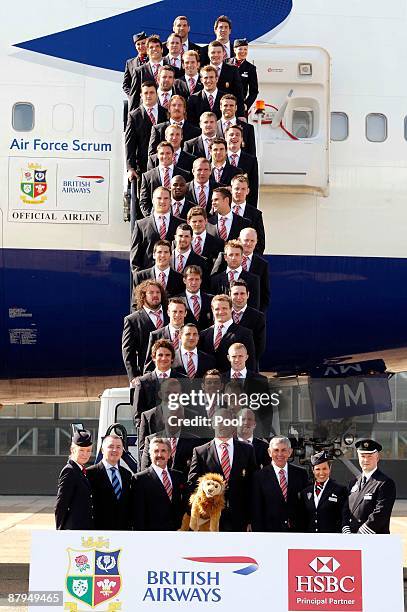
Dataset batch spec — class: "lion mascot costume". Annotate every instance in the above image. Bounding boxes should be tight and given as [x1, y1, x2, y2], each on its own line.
[180, 473, 226, 532]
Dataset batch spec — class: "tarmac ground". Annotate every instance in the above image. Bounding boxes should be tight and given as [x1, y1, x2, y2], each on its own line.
[0, 496, 405, 610]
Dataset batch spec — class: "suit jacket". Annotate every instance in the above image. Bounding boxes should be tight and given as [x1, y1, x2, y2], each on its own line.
[186, 180, 217, 216]
[230, 151, 259, 207]
[133, 369, 187, 424]
[86, 461, 134, 530]
[183, 135, 208, 159]
[132, 267, 185, 304]
[147, 150, 196, 174]
[199, 322, 256, 372]
[342, 469, 396, 534]
[223, 371, 271, 436]
[138, 405, 165, 458]
[143, 324, 184, 371]
[301, 479, 348, 533]
[216, 118, 256, 157]
[232, 203, 265, 254]
[251, 438, 271, 469]
[141, 429, 202, 477]
[198, 231, 225, 269]
[234, 306, 266, 361]
[212, 252, 270, 313]
[133, 466, 186, 530]
[123, 56, 148, 96]
[139, 166, 191, 217]
[179, 291, 214, 331]
[252, 463, 310, 532]
[55, 460, 94, 529]
[170, 250, 209, 282]
[210, 269, 261, 310]
[172, 348, 216, 378]
[177, 75, 204, 97]
[211, 162, 242, 186]
[130, 214, 183, 271]
[207, 212, 250, 242]
[128, 58, 174, 110]
[125, 105, 168, 175]
[188, 438, 257, 531]
[215, 63, 245, 117]
[122, 308, 169, 380]
[148, 120, 201, 156]
[187, 89, 227, 126]
[228, 58, 259, 113]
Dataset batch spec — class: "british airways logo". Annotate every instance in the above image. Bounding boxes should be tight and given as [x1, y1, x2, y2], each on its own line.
[13, 1, 292, 72]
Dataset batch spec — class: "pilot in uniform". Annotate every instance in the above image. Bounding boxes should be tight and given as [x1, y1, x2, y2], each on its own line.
[300, 450, 348, 533]
[342, 439, 396, 534]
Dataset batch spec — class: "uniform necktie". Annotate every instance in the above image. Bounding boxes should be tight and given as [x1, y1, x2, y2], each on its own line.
[205, 139, 213, 160]
[82, 466, 87, 476]
[198, 186, 206, 208]
[360, 475, 367, 490]
[233, 204, 242, 216]
[191, 295, 200, 318]
[172, 201, 181, 217]
[173, 152, 178, 165]
[189, 77, 196, 93]
[232, 310, 241, 324]
[162, 469, 173, 499]
[279, 468, 288, 501]
[110, 467, 122, 500]
[171, 57, 177, 67]
[158, 215, 166, 239]
[152, 63, 159, 83]
[208, 94, 214, 110]
[172, 329, 180, 351]
[230, 153, 238, 167]
[219, 216, 227, 241]
[222, 45, 228, 59]
[177, 253, 184, 273]
[193, 234, 202, 254]
[242, 255, 248, 271]
[214, 167, 223, 183]
[232, 370, 241, 379]
[228, 270, 236, 282]
[147, 108, 156, 125]
[214, 324, 223, 349]
[163, 167, 170, 188]
[220, 442, 231, 481]
[158, 271, 167, 288]
[315, 482, 324, 496]
[159, 372, 168, 379]
[236, 59, 243, 68]
[187, 351, 196, 378]
[152, 309, 163, 328]
[162, 92, 169, 108]
[224, 120, 232, 132]
[170, 438, 177, 458]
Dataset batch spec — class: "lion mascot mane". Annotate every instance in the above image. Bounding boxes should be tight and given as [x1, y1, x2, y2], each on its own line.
[180, 473, 226, 532]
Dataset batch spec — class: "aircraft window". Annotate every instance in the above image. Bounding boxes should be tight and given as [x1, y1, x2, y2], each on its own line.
[330, 112, 348, 141]
[52, 104, 74, 131]
[292, 110, 314, 139]
[93, 105, 114, 133]
[366, 113, 387, 142]
[12, 102, 34, 131]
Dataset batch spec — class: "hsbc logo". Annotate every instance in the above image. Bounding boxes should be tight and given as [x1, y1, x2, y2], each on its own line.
[288, 550, 363, 611]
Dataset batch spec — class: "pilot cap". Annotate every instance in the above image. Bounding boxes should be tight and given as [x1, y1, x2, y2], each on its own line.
[133, 31, 147, 43]
[355, 439, 382, 453]
[234, 38, 249, 48]
[72, 429, 93, 447]
[311, 450, 331, 466]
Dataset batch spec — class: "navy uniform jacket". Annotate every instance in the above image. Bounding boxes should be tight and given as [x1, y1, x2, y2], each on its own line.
[55, 459, 94, 530]
[342, 469, 396, 534]
[228, 57, 259, 113]
[86, 462, 134, 530]
[300, 478, 348, 533]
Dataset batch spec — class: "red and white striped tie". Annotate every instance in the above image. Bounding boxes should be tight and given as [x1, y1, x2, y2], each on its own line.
[219, 217, 227, 241]
[172, 201, 181, 217]
[177, 254, 184, 273]
[158, 271, 167, 288]
[170, 438, 177, 459]
[162, 92, 169, 109]
[315, 482, 324, 497]
[279, 468, 288, 501]
[208, 94, 214, 110]
[191, 295, 200, 319]
[232, 370, 241, 379]
[242, 255, 248, 271]
[187, 351, 196, 378]
[158, 215, 166, 239]
[228, 270, 236, 283]
[215, 167, 222, 183]
[198, 186, 206, 208]
[214, 324, 223, 350]
[189, 77, 196, 94]
[147, 108, 156, 125]
[172, 329, 180, 351]
[152, 63, 159, 83]
[163, 167, 170, 188]
[233, 205, 242, 216]
[220, 443, 231, 481]
[232, 310, 241, 324]
[222, 45, 228, 60]
[224, 120, 232, 132]
[152, 309, 163, 329]
[193, 234, 202, 254]
[230, 153, 238, 167]
[162, 469, 173, 500]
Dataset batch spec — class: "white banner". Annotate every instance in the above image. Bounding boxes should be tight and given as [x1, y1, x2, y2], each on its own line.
[29, 531, 404, 611]
[8, 157, 110, 224]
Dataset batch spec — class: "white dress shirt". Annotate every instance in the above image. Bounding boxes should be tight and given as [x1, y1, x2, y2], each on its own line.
[152, 463, 173, 485]
[194, 181, 210, 203]
[222, 116, 237, 134]
[226, 265, 242, 282]
[143, 103, 159, 123]
[230, 367, 247, 378]
[143, 305, 164, 326]
[174, 248, 191, 270]
[272, 461, 288, 484]
[204, 87, 218, 100]
[186, 73, 199, 91]
[153, 211, 170, 234]
[218, 210, 233, 238]
[186, 289, 201, 311]
[172, 197, 185, 216]
[154, 367, 172, 379]
[158, 164, 174, 185]
[232, 201, 247, 216]
[228, 149, 241, 166]
[102, 459, 122, 487]
[192, 230, 207, 250]
[362, 467, 377, 482]
[214, 317, 234, 340]
[154, 265, 170, 284]
[181, 346, 198, 371]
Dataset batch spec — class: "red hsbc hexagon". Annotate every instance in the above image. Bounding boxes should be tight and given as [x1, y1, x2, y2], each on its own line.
[288, 549, 362, 611]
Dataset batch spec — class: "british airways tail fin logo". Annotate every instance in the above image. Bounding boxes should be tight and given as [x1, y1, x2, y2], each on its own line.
[13, 1, 292, 72]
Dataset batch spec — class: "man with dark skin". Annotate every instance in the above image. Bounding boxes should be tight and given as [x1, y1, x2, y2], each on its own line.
[170, 175, 194, 219]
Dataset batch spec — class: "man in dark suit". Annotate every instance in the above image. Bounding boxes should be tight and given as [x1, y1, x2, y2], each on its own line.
[171, 223, 209, 280]
[147, 125, 196, 174]
[144, 297, 187, 369]
[133, 338, 187, 424]
[199, 14, 235, 66]
[86, 434, 133, 530]
[188, 408, 257, 531]
[183, 111, 217, 160]
[342, 439, 396, 534]
[156, 65, 185, 109]
[133, 240, 185, 304]
[180, 264, 214, 331]
[252, 436, 309, 532]
[199, 293, 256, 372]
[230, 174, 265, 254]
[163, 34, 184, 78]
[187, 207, 224, 269]
[186, 158, 218, 216]
[130, 186, 182, 271]
[139, 141, 190, 216]
[133, 437, 186, 530]
[210, 138, 242, 186]
[172, 323, 216, 377]
[208, 187, 251, 245]
[230, 279, 266, 363]
[128, 35, 170, 111]
[55, 429, 94, 530]
[216, 94, 256, 156]
[178, 50, 203, 97]
[210, 239, 260, 310]
[206, 41, 244, 117]
[228, 39, 259, 115]
[172, 16, 202, 57]
[301, 451, 348, 533]
[125, 81, 168, 184]
[239, 228, 270, 313]
[169, 175, 195, 219]
[123, 32, 148, 96]
[225, 124, 258, 207]
[236, 409, 271, 469]
[187, 65, 226, 125]
[148, 96, 201, 156]
[122, 279, 168, 382]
